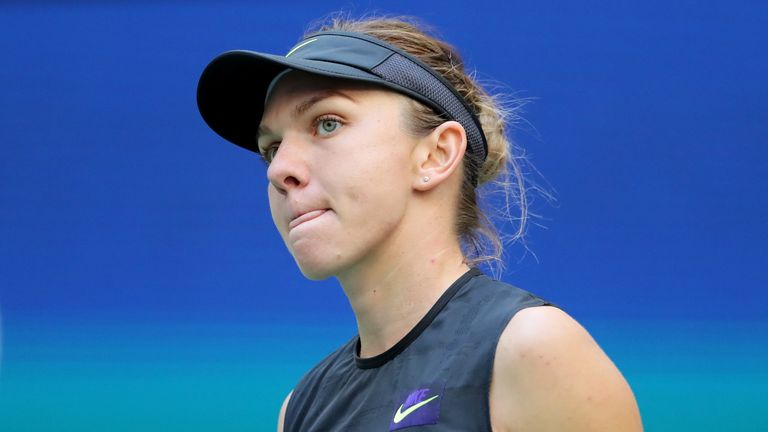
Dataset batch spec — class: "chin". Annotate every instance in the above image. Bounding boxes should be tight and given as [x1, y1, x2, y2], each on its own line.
[292, 254, 343, 281]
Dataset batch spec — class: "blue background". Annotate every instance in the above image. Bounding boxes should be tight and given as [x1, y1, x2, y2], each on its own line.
[1, 1, 766, 431]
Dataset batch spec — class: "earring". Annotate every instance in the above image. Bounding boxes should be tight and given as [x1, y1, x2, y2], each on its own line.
[422, 176, 430, 183]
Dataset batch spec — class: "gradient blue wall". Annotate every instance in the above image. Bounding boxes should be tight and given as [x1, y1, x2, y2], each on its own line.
[1, 1, 766, 431]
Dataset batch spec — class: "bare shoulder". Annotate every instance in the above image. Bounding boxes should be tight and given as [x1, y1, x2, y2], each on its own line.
[489, 306, 643, 432]
[277, 390, 293, 432]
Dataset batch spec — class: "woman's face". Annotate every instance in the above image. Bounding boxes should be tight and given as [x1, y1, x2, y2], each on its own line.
[259, 72, 419, 280]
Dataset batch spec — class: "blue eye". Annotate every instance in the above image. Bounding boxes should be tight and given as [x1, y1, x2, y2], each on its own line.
[316, 117, 342, 136]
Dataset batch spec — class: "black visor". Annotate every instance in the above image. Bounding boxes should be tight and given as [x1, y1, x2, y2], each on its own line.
[196, 31, 488, 163]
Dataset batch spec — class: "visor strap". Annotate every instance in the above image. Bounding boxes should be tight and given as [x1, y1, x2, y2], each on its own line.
[371, 53, 487, 165]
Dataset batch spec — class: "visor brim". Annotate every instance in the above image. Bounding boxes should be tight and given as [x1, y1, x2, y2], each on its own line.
[196, 50, 386, 154]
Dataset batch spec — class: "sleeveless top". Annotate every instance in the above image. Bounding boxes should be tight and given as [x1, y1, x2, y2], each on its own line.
[284, 268, 556, 431]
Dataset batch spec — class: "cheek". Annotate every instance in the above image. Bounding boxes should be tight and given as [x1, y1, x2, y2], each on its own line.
[338, 149, 411, 231]
[343, 125, 412, 183]
[267, 185, 287, 236]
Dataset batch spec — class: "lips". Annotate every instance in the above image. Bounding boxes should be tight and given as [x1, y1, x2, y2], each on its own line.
[289, 209, 328, 230]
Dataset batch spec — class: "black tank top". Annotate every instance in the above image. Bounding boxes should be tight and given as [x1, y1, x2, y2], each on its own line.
[284, 268, 556, 431]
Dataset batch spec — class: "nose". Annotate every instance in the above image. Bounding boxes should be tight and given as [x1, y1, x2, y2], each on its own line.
[266, 132, 309, 195]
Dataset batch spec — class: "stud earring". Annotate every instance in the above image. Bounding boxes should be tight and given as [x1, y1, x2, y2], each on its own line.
[422, 176, 430, 183]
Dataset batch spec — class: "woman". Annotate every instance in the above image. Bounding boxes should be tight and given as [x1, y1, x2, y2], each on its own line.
[197, 16, 642, 431]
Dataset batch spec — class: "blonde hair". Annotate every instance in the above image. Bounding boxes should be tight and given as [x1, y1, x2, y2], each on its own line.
[307, 15, 545, 273]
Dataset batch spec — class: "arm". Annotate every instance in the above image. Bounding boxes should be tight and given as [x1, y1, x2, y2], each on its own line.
[489, 306, 643, 431]
[277, 391, 292, 432]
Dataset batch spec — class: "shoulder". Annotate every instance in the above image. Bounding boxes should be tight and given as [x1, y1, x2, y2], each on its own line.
[296, 335, 357, 387]
[279, 335, 357, 429]
[462, 272, 554, 314]
[489, 306, 643, 431]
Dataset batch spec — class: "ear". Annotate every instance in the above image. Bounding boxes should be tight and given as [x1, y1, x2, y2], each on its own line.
[412, 121, 468, 191]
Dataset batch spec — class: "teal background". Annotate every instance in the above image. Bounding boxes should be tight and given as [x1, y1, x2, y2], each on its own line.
[3, 320, 767, 430]
[1, 1, 766, 431]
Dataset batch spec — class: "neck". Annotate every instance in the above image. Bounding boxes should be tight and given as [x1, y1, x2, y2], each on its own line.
[336, 213, 470, 358]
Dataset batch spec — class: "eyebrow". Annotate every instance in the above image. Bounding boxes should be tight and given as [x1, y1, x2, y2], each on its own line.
[257, 90, 357, 140]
